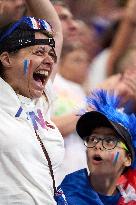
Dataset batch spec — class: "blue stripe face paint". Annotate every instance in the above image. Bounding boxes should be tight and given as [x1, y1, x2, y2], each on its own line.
[23, 59, 30, 75]
[112, 152, 120, 165]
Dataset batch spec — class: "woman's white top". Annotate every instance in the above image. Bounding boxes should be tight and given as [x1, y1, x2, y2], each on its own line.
[0, 77, 64, 205]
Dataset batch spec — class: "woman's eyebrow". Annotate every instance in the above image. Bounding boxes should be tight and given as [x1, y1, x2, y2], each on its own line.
[36, 46, 46, 50]
[32, 46, 46, 53]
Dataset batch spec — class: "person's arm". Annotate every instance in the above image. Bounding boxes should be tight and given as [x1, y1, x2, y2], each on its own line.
[52, 113, 79, 137]
[95, 70, 136, 111]
[26, 0, 63, 81]
[117, 69, 136, 106]
[95, 73, 122, 90]
[106, 0, 136, 76]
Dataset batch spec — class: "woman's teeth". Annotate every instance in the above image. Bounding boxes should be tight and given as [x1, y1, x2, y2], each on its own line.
[33, 70, 49, 84]
[35, 70, 49, 77]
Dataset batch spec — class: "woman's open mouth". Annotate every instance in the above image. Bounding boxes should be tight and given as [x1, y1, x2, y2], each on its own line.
[33, 70, 49, 86]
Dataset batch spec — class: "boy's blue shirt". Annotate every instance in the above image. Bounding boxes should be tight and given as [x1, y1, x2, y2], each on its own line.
[58, 168, 121, 205]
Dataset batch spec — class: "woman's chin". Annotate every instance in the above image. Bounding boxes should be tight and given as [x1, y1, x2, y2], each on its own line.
[28, 89, 44, 99]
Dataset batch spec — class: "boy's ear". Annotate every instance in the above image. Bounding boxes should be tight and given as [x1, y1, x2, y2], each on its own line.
[124, 154, 132, 167]
[0, 52, 11, 68]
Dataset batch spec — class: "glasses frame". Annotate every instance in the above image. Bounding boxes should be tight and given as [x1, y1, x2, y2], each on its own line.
[84, 135, 129, 151]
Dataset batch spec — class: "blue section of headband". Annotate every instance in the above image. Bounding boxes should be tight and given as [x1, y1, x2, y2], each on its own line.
[0, 16, 52, 43]
[0, 17, 24, 43]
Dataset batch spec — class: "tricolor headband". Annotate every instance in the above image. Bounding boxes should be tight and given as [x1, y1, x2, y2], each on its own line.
[0, 16, 55, 54]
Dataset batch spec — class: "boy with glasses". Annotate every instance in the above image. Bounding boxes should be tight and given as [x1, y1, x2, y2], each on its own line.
[58, 90, 136, 205]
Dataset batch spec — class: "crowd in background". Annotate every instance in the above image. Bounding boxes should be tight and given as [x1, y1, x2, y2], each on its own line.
[51, 0, 136, 184]
[1, 0, 136, 185]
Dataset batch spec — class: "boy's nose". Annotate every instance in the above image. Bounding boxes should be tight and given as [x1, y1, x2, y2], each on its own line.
[94, 140, 103, 150]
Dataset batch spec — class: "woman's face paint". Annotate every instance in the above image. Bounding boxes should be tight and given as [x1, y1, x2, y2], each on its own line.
[24, 59, 30, 75]
[6, 33, 54, 99]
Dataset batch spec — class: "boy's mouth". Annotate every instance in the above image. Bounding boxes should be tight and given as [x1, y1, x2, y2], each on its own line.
[93, 154, 103, 162]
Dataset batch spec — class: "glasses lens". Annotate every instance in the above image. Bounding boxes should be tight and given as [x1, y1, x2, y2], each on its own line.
[84, 135, 118, 150]
[84, 135, 99, 148]
[103, 136, 118, 150]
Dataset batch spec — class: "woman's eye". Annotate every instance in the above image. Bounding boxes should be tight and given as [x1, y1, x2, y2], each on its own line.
[33, 50, 44, 56]
[48, 50, 57, 63]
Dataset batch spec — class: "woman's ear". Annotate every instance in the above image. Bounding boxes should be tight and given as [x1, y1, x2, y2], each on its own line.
[124, 154, 132, 167]
[0, 52, 12, 68]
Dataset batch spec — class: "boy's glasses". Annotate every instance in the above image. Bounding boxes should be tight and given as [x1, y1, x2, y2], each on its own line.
[84, 135, 129, 151]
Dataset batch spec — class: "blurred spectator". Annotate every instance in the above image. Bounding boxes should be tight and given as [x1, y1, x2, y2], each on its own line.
[52, 43, 90, 183]
[76, 20, 100, 61]
[65, 0, 95, 24]
[115, 46, 136, 74]
[106, 0, 136, 76]
[113, 46, 136, 111]
[52, 0, 79, 42]
[53, 1, 102, 66]
[94, 50, 136, 113]
[90, 0, 121, 38]
[95, 70, 136, 114]
[86, 49, 111, 91]
[65, 0, 124, 32]
[85, 21, 121, 92]
[86, 0, 136, 113]
[0, 0, 26, 27]
[91, 0, 123, 22]
[85, 0, 136, 93]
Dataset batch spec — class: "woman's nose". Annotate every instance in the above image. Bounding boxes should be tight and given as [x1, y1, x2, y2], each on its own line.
[42, 53, 54, 65]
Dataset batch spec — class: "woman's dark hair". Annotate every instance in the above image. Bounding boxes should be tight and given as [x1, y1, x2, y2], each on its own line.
[0, 61, 3, 70]
[0, 23, 8, 76]
[0, 60, 5, 78]
[0, 22, 18, 78]
[0, 22, 15, 54]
